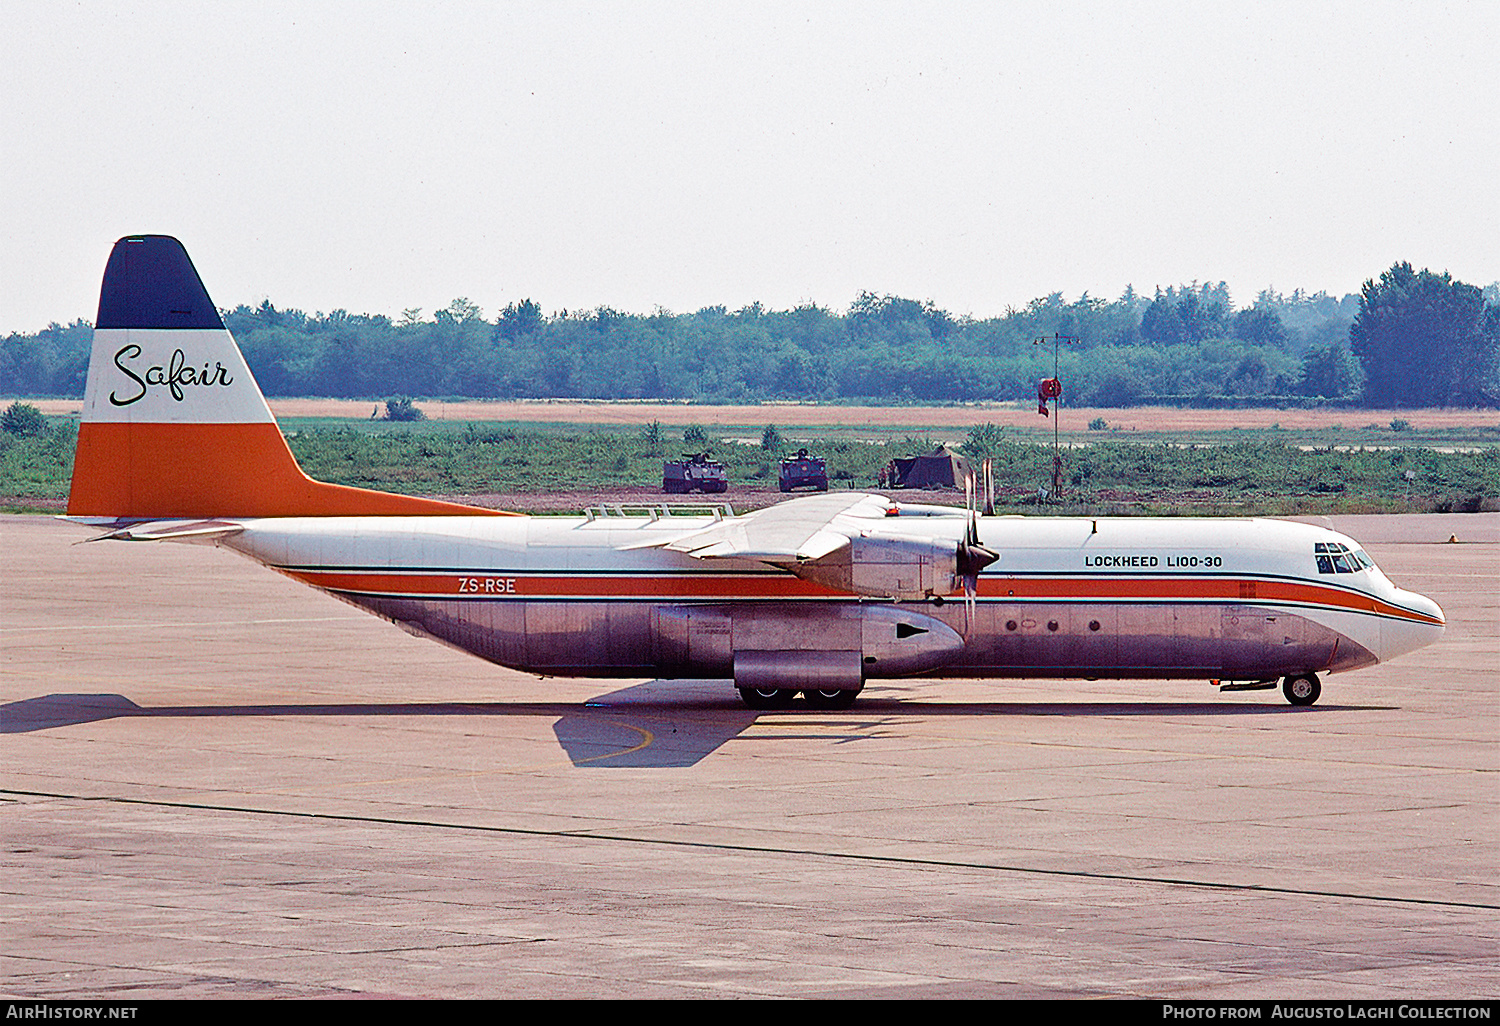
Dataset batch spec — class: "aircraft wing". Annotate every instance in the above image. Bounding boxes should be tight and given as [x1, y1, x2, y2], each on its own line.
[650, 492, 894, 565]
[640, 491, 980, 600]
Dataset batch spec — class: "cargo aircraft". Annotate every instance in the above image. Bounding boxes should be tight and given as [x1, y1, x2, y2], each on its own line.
[63, 236, 1445, 709]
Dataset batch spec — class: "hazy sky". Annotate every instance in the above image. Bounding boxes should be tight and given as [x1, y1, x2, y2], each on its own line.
[3, 1, 1496, 332]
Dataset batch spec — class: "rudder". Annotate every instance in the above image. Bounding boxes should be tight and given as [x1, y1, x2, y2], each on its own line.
[68, 236, 506, 519]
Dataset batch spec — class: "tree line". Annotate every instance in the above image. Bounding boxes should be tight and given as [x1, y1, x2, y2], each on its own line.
[4, 265, 1496, 407]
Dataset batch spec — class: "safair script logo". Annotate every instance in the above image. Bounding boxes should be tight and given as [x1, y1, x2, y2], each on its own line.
[109, 345, 235, 406]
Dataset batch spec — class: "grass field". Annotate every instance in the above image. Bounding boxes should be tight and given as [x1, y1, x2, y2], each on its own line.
[5, 403, 1497, 516]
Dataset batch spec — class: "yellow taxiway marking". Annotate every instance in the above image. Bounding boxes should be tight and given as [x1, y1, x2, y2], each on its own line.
[571, 721, 656, 764]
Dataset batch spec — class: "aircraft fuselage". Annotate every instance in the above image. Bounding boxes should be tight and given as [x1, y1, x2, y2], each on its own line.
[220, 511, 1443, 686]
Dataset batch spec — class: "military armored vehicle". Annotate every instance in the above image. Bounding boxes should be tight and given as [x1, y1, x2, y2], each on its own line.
[663, 452, 728, 493]
[778, 448, 828, 492]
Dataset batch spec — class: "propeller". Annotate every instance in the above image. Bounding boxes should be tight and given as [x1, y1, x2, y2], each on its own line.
[957, 470, 998, 636]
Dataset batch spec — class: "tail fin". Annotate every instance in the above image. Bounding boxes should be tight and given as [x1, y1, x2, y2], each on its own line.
[68, 236, 507, 518]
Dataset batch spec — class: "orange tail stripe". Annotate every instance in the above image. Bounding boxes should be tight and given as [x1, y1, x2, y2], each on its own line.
[68, 422, 512, 518]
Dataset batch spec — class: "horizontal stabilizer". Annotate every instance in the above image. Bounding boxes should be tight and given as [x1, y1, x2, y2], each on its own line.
[67, 518, 245, 544]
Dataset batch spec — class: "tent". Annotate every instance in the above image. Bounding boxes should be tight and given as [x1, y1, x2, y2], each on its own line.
[883, 446, 972, 489]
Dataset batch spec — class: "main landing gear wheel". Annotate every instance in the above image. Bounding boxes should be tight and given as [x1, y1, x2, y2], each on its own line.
[801, 688, 860, 711]
[738, 687, 799, 710]
[1282, 673, 1322, 707]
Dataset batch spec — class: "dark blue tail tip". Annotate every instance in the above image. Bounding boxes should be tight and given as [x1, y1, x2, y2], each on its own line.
[96, 235, 224, 330]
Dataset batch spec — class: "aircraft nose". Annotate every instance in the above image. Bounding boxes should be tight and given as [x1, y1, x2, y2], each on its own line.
[1380, 589, 1445, 662]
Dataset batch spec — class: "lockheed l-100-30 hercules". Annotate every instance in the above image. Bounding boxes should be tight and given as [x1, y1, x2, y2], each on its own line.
[64, 236, 1445, 709]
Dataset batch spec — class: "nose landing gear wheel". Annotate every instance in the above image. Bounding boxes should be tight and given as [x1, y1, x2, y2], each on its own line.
[1282, 673, 1321, 706]
[802, 688, 860, 710]
[738, 687, 799, 710]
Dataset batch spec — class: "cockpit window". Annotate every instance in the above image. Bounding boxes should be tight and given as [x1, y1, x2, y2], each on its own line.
[1314, 541, 1365, 574]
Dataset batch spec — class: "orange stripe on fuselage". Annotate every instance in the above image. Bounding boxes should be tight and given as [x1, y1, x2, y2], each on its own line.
[982, 575, 1441, 624]
[277, 568, 1442, 625]
[283, 569, 846, 600]
[68, 421, 512, 518]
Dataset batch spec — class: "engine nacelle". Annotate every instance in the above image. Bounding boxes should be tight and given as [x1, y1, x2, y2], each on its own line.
[654, 603, 965, 679]
[795, 534, 960, 600]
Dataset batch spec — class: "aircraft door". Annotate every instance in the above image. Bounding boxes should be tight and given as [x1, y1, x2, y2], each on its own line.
[651, 606, 733, 677]
[523, 602, 653, 672]
[1066, 605, 1118, 673]
[1220, 604, 1326, 677]
[1174, 604, 1220, 674]
[1116, 604, 1175, 670]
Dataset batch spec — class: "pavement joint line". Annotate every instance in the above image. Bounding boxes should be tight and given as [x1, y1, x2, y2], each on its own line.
[0, 617, 364, 633]
[6, 787, 1495, 913]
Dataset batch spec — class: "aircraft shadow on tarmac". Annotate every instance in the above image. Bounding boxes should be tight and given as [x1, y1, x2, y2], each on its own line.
[0, 685, 1392, 769]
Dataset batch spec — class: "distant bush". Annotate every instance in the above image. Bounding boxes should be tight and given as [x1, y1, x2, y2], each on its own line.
[1, 402, 47, 437]
[761, 424, 783, 452]
[960, 423, 1005, 458]
[1088, 417, 1108, 431]
[1390, 418, 1412, 432]
[642, 420, 664, 454]
[384, 397, 425, 422]
[684, 424, 708, 447]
